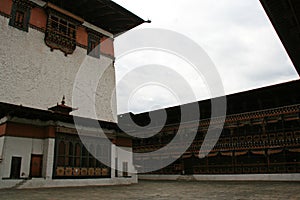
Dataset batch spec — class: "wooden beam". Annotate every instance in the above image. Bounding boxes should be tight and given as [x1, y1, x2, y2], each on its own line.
[46, 2, 84, 23]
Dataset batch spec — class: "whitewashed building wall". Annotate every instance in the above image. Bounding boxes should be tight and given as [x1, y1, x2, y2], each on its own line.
[0, 16, 117, 122]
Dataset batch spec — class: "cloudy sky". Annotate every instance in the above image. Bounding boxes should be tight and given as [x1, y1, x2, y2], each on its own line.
[113, 0, 299, 114]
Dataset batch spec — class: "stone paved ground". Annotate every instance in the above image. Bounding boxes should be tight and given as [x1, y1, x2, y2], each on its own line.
[0, 180, 300, 200]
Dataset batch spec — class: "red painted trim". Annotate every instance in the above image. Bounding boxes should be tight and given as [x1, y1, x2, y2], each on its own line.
[30, 6, 47, 31]
[115, 137, 132, 147]
[76, 25, 88, 47]
[0, 0, 13, 16]
[0, 124, 6, 137]
[4, 122, 56, 139]
[101, 37, 114, 57]
[0, 0, 115, 57]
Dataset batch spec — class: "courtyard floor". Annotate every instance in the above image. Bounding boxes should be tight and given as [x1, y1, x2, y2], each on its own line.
[0, 180, 299, 200]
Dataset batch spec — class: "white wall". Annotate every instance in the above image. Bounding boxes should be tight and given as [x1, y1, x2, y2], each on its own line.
[115, 146, 135, 177]
[0, 136, 44, 178]
[0, 137, 4, 159]
[0, 137, 4, 176]
[0, 16, 117, 122]
[42, 138, 55, 179]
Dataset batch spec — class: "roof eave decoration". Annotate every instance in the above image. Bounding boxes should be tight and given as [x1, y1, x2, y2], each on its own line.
[260, 0, 300, 76]
[44, 0, 145, 36]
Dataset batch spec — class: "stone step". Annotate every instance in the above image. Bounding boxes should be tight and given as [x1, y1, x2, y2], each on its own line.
[176, 175, 196, 181]
[11, 179, 28, 189]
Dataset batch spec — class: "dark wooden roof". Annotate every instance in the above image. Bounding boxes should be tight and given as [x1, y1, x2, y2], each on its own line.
[45, 0, 145, 35]
[260, 0, 300, 76]
[0, 102, 118, 130]
[119, 80, 300, 127]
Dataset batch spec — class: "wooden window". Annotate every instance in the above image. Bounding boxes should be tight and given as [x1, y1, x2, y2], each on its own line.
[49, 16, 59, 31]
[87, 32, 101, 58]
[48, 15, 76, 41]
[75, 143, 81, 167]
[96, 145, 102, 158]
[68, 24, 76, 39]
[15, 10, 24, 28]
[57, 141, 65, 166]
[96, 145, 103, 168]
[81, 146, 89, 167]
[45, 11, 78, 56]
[9, 0, 31, 32]
[59, 19, 67, 35]
[88, 145, 96, 167]
[68, 142, 74, 166]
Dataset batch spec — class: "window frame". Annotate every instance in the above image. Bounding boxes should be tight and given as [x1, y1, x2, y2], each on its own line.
[45, 9, 80, 56]
[48, 14, 77, 41]
[9, 0, 32, 32]
[87, 30, 102, 59]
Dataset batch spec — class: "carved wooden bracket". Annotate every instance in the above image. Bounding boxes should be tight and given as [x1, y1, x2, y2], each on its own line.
[45, 29, 76, 56]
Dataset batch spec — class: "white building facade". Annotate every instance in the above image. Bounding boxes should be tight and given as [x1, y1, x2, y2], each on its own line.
[0, 0, 144, 188]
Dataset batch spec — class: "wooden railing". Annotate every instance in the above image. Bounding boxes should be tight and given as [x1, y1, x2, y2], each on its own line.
[192, 162, 300, 174]
[134, 131, 300, 154]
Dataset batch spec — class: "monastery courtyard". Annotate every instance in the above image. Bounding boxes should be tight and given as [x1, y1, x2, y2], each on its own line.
[0, 180, 299, 200]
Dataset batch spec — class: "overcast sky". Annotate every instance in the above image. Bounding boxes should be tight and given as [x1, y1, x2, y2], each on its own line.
[112, 0, 299, 114]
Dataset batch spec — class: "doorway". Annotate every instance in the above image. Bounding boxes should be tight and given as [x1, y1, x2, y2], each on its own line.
[30, 154, 43, 177]
[122, 162, 128, 177]
[183, 155, 199, 175]
[10, 157, 22, 179]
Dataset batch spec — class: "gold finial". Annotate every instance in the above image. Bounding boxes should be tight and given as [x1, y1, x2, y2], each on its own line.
[61, 95, 65, 105]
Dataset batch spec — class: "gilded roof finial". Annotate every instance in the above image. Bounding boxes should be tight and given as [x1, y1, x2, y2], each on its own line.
[61, 95, 65, 105]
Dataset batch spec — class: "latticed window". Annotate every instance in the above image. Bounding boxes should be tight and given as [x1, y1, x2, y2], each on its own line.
[15, 10, 24, 28]
[48, 15, 76, 41]
[45, 7, 80, 56]
[87, 31, 101, 58]
[57, 141, 66, 166]
[54, 133, 112, 178]
[75, 143, 81, 167]
[81, 146, 89, 167]
[68, 142, 73, 166]
[88, 145, 96, 167]
[9, 0, 32, 31]
[96, 144, 104, 168]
